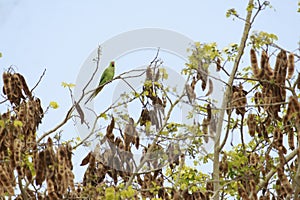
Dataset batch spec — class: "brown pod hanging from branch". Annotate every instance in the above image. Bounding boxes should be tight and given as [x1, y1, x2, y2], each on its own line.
[216, 57, 221, 72]
[277, 50, 288, 85]
[296, 72, 300, 90]
[140, 108, 151, 126]
[259, 50, 268, 80]
[250, 48, 260, 78]
[287, 126, 295, 150]
[287, 53, 295, 79]
[202, 117, 209, 143]
[247, 114, 256, 137]
[262, 51, 273, 80]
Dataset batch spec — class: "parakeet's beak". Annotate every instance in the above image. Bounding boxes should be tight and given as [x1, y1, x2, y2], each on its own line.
[111, 61, 115, 66]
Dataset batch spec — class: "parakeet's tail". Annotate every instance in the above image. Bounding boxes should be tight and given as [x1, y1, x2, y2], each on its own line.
[84, 86, 104, 104]
[84, 93, 94, 104]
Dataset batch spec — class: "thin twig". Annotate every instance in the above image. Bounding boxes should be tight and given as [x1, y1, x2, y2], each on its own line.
[31, 68, 46, 93]
[37, 106, 74, 143]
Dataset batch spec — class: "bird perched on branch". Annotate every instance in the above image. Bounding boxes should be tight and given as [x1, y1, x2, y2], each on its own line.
[85, 61, 115, 103]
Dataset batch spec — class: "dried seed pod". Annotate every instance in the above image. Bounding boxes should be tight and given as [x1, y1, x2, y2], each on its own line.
[274, 128, 287, 154]
[249, 178, 256, 196]
[106, 117, 115, 143]
[24, 164, 33, 183]
[263, 89, 272, 111]
[231, 91, 240, 108]
[265, 153, 272, 174]
[186, 84, 196, 104]
[14, 138, 23, 176]
[249, 152, 259, 166]
[47, 178, 59, 199]
[197, 61, 208, 91]
[207, 104, 212, 122]
[2, 72, 10, 95]
[262, 51, 273, 80]
[67, 170, 75, 192]
[191, 76, 197, 90]
[140, 108, 151, 126]
[258, 51, 268, 79]
[265, 63, 274, 80]
[15, 73, 32, 97]
[276, 50, 288, 85]
[135, 136, 139, 150]
[287, 53, 294, 79]
[202, 117, 209, 143]
[216, 57, 221, 72]
[154, 68, 160, 82]
[247, 114, 256, 137]
[254, 91, 262, 112]
[250, 48, 260, 77]
[296, 72, 300, 89]
[0, 165, 14, 195]
[124, 118, 135, 152]
[277, 166, 293, 194]
[35, 151, 46, 186]
[205, 79, 213, 96]
[286, 96, 296, 120]
[238, 182, 250, 200]
[288, 126, 295, 150]
[146, 66, 153, 81]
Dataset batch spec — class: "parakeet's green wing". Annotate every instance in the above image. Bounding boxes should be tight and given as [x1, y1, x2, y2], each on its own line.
[99, 63, 114, 86]
[85, 61, 115, 103]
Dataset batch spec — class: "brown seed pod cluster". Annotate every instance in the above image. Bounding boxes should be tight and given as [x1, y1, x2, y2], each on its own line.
[124, 117, 139, 151]
[283, 96, 300, 150]
[275, 151, 293, 198]
[252, 50, 289, 120]
[137, 170, 166, 199]
[2, 71, 32, 105]
[238, 174, 260, 200]
[231, 83, 247, 116]
[34, 138, 75, 198]
[0, 70, 44, 197]
[167, 143, 181, 169]
[80, 117, 141, 196]
[141, 65, 166, 131]
[0, 165, 14, 196]
[219, 153, 228, 178]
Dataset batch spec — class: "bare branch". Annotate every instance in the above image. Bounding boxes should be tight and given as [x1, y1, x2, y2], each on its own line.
[31, 68, 46, 93]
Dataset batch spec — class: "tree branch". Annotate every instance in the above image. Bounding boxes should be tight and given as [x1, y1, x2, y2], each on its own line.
[213, 1, 254, 199]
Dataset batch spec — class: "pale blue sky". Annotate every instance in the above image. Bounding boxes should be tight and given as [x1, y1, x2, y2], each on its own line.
[0, 0, 299, 183]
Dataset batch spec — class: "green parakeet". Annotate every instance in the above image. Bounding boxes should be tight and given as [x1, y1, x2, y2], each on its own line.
[86, 61, 115, 103]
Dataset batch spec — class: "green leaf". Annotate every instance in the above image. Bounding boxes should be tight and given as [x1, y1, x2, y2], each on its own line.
[99, 113, 108, 119]
[246, 3, 254, 12]
[61, 82, 75, 88]
[226, 8, 238, 18]
[13, 120, 23, 127]
[0, 120, 5, 128]
[49, 101, 59, 109]
[105, 187, 116, 200]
